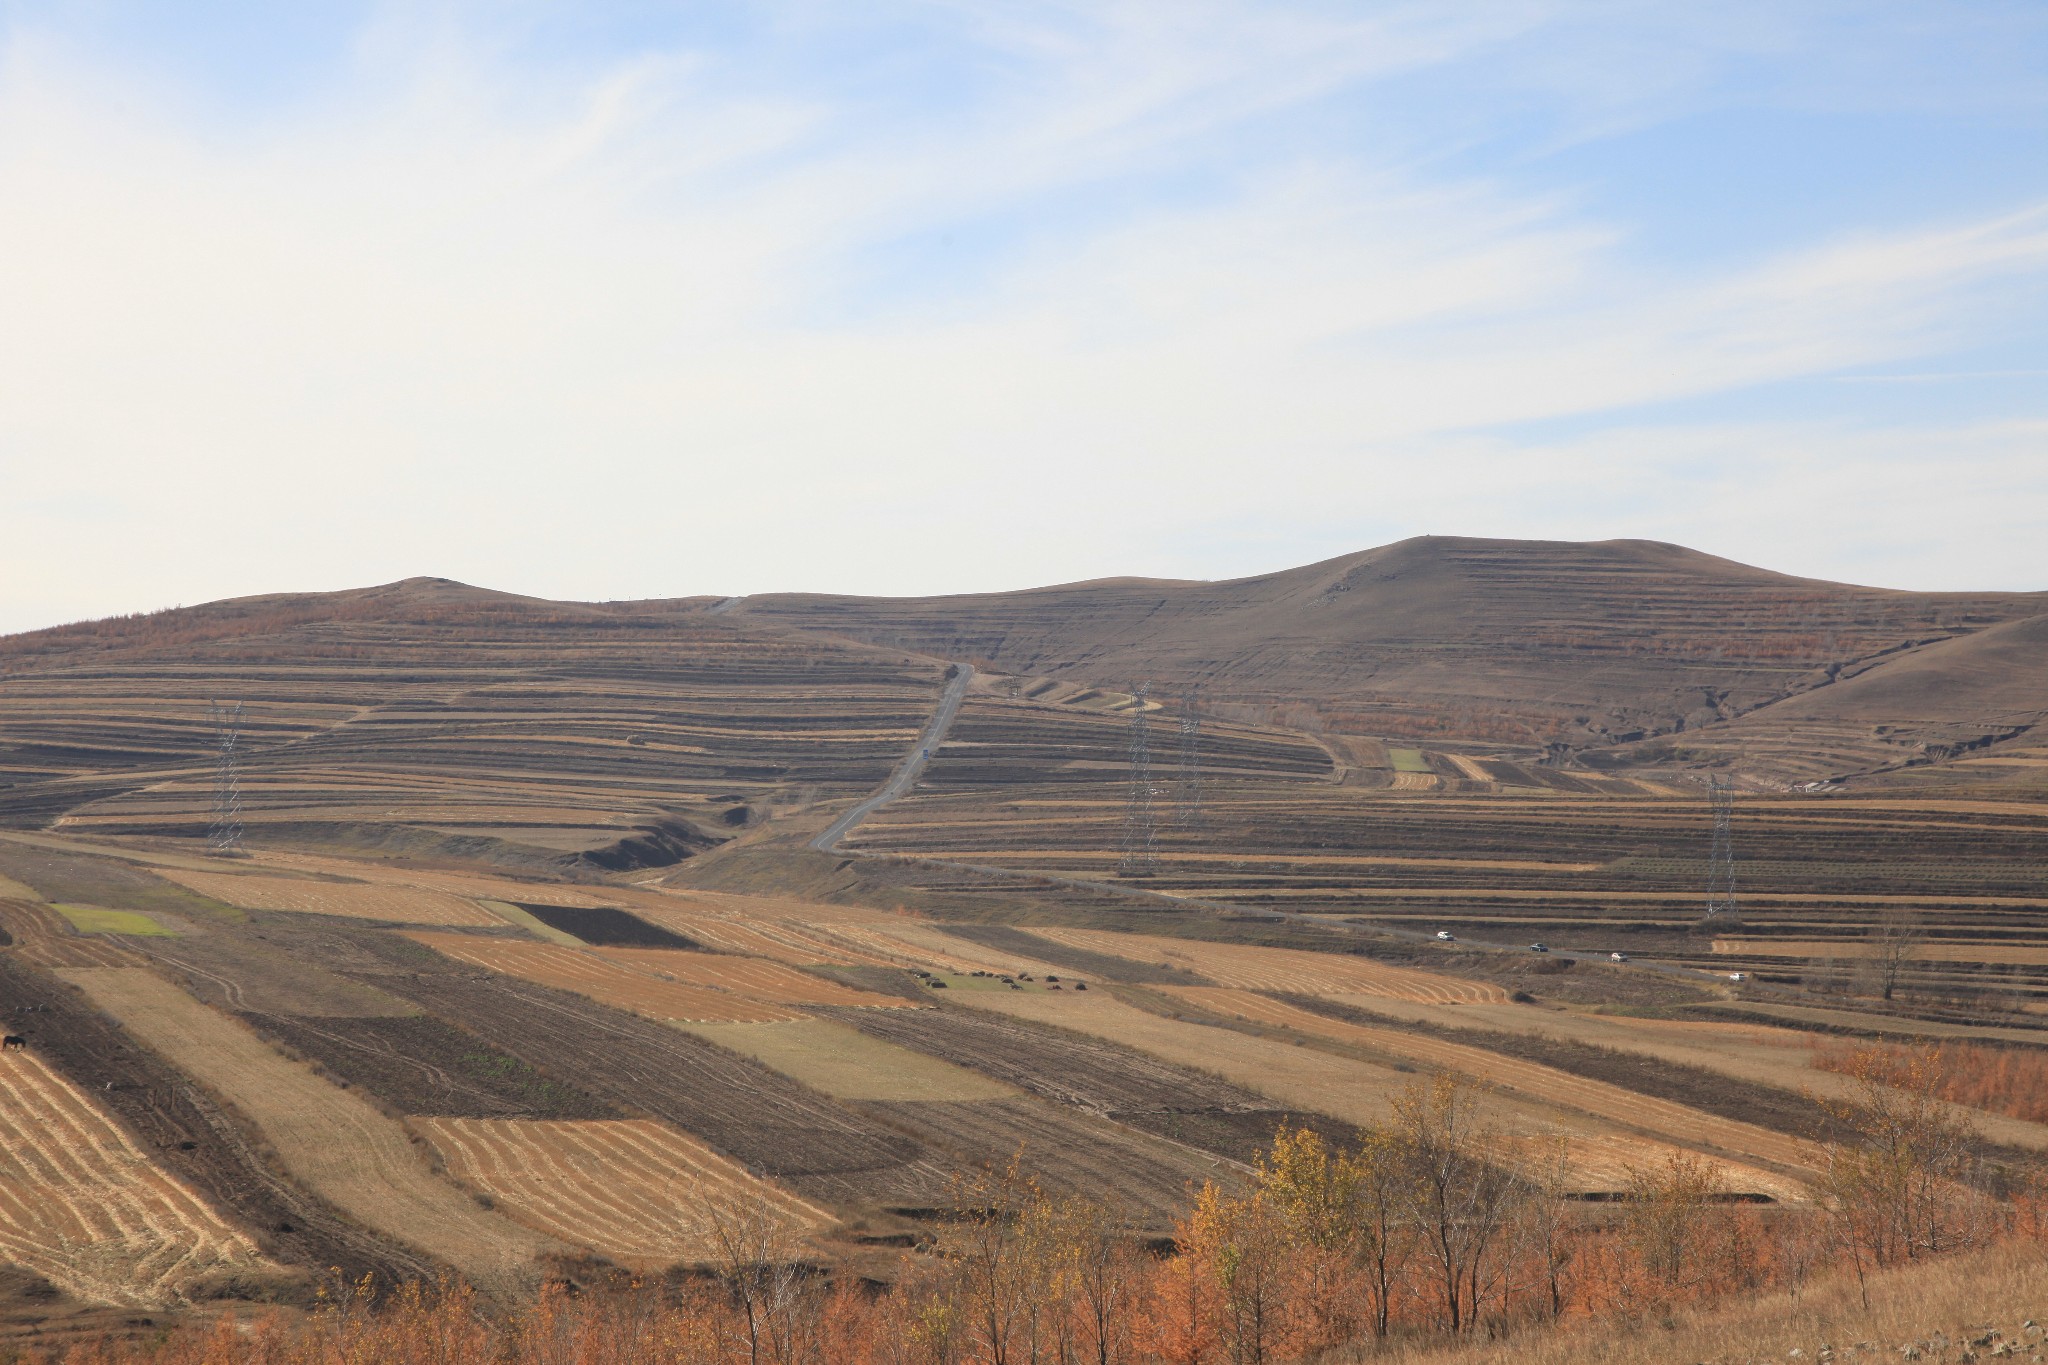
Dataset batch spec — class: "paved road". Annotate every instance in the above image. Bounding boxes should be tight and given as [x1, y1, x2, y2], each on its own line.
[811, 664, 975, 851]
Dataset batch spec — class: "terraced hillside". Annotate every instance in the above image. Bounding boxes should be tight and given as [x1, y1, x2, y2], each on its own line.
[730, 536, 2048, 776]
[0, 579, 945, 862]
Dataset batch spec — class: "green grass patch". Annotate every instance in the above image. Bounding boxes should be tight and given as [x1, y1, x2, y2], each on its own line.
[52, 904, 173, 936]
[1388, 748, 1430, 773]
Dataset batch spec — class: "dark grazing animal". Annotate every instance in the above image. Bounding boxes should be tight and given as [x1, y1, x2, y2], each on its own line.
[1, 1035, 24, 1051]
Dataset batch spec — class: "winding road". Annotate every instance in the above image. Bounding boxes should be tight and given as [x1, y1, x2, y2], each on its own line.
[811, 663, 974, 851]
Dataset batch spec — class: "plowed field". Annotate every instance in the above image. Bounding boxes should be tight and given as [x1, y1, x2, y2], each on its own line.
[414, 1119, 828, 1265]
[592, 949, 916, 1009]
[55, 969, 556, 1289]
[819, 922, 1066, 977]
[1169, 988, 1812, 1177]
[0, 1051, 273, 1307]
[1027, 928, 1508, 1003]
[403, 935, 802, 1022]
[156, 870, 500, 926]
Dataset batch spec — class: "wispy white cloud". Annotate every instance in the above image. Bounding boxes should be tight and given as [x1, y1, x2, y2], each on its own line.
[0, 0, 2044, 631]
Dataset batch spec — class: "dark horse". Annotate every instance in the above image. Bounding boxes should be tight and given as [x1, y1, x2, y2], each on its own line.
[1, 1036, 24, 1051]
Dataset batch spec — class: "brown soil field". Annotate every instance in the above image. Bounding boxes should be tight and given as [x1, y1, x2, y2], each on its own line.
[1026, 927, 1509, 1004]
[155, 869, 501, 926]
[360, 964, 955, 1208]
[245, 1013, 624, 1120]
[592, 948, 916, 1009]
[1167, 988, 1814, 1178]
[1490, 1132, 1808, 1203]
[680, 1019, 1017, 1101]
[816, 921, 1070, 977]
[132, 931, 419, 1017]
[413, 1119, 829, 1266]
[402, 934, 803, 1022]
[819, 1002, 1360, 1164]
[55, 968, 558, 1290]
[0, 1050, 277, 1307]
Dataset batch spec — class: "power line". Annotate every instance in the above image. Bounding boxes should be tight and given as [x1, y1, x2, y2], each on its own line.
[1173, 684, 1203, 831]
[1705, 774, 1737, 919]
[1117, 683, 1157, 877]
[207, 701, 245, 857]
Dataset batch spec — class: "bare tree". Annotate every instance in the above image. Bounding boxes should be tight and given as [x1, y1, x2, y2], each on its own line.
[1870, 907, 1926, 1002]
[705, 1190, 821, 1365]
[1394, 1073, 1527, 1334]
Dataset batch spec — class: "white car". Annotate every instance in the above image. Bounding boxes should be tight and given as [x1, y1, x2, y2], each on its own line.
[1435, 930, 1456, 941]
[1728, 971, 1748, 983]
[1608, 951, 1629, 964]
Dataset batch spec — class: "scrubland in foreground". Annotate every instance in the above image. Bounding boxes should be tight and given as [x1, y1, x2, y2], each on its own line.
[28, 1061, 2043, 1365]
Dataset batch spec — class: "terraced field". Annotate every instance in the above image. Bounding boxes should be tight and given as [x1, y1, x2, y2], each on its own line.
[589, 948, 916, 1009]
[1167, 988, 1812, 1176]
[158, 869, 502, 925]
[1022, 927, 1508, 1003]
[0, 1051, 275, 1306]
[415, 1119, 830, 1265]
[401, 934, 807, 1023]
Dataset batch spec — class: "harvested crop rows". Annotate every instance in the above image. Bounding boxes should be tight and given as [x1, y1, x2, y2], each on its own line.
[403, 934, 802, 1022]
[157, 869, 501, 926]
[415, 1119, 828, 1265]
[627, 908, 900, 967]
[0, 1050, 272, 1307]
[592, 948, 916, 1009]
[1025, 928, 1508, 1003]
[56, 968, 556, 1289]
[0, 897, 139, 968]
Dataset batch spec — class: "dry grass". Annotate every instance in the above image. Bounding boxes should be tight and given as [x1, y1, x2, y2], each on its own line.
[0, 1051, 274, 1307]
[1388, 1241, 2048, 1365]
[680, 1018, 1016, 1101]
[411, 1118, 829, 1266]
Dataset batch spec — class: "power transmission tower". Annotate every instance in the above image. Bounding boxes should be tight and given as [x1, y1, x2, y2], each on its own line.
[1705, 774, 1737, 919]
[1173, 684, 1203, 831]
[207, 701, 246, 857]
[1117, 683, 1157, 877]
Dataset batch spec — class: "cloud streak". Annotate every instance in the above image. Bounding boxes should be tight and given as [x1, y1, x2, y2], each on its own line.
[1, 0, 2045, 631]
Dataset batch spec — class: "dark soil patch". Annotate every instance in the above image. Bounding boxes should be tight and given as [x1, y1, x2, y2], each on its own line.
[0, 956, 427, 1293]
[938, 923, 1209, 986]
[355, 956, 956, 1207]
[242, 1014, 622, 1120]
[514, 903, 699, 949]
[1115, 1108, 1367, 1166]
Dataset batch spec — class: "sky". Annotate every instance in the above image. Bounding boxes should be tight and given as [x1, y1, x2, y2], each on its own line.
[2, 0, 2045, 632]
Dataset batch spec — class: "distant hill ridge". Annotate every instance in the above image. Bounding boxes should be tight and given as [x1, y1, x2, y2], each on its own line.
[6, 536, 2046, 781]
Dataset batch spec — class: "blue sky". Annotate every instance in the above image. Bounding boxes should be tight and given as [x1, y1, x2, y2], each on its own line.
[2, 1, 2045, 631]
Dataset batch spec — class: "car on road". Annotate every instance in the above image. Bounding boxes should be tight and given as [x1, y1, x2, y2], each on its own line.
[1435, 930, 1456, 941]
[1529, 943, 1548, 953]
[1608, 951, 1629, 963]
[1728, 971, 1748, 983]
